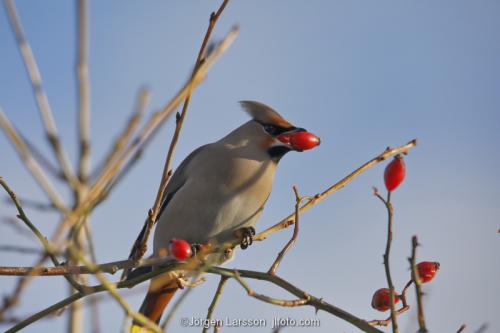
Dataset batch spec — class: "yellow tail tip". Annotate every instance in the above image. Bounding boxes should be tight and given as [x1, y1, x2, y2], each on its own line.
[129, 324, 156, 333]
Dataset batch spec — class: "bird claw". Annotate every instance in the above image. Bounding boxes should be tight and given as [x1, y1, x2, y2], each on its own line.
[190, 243, 202, 256]
[235, 227, 255, 250]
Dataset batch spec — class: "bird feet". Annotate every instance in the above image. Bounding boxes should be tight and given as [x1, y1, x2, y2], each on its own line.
[190, 243, 202, 256]
[234, 226, 255, 249]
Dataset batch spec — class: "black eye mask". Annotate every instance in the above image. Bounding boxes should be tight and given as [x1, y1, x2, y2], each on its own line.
[261, 123, 295, 136]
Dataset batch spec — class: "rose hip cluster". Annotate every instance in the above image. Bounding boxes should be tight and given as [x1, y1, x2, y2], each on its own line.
[371, 261, 440, 312]
[371, 155, 440, 312]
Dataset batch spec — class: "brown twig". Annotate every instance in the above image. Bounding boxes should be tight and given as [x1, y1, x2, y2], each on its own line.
[0, 254, 180, 276]
[92, 87, 150, 181]
[374, 188, 398, 332]
[124, 0, 231, 278]
[76, 0, 91, 184]
[457, 324, 466, 333]
[369, 279, 413, 327]
[0, 177, 80, 291]
[410, 236, 428, 333]
[52, 26, 239, 249]
[21, 133, 64, 181]
[69, 247, 162, 333]
[233, 270, 309, 307]
[0, 245, 54, 255]
[367, 306, 410, 327]
[253, 139, 417, 243]
[4, 0, 80, 189]
[209, 267, 382, 333]
[202, 276, 229, 333]
[268, 186, 309, 274]
[0, 110, 68, 212]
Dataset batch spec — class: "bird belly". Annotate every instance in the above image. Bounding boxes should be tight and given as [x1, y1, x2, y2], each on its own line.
[153, 160, 274, 256]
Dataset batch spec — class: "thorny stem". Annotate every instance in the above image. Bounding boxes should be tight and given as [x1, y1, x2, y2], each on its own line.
[123, 0, 231, 279]
[0, 177, 80, 291]
[202, 276, 229, 333]
[410, 236, 428, 333]
[4, 0, 80, 190]
[268, 186, 308, 274]
[253, 140, 417, 244]
[374, 189, 398, 332]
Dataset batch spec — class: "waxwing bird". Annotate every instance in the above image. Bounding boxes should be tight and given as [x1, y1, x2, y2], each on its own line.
[130, 101, 320, 331]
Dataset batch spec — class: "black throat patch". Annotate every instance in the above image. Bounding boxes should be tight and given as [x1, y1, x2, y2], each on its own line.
[267, 146, 292, 162]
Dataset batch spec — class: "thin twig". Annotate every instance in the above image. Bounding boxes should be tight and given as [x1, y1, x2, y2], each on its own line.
[93, 88, 150, 180]
[268, 186, 307, 274]
[4, 0, 80, 189]
[457, 324, 466, 333]
[369, 279, 412, 327]
[4, 262, 179, 332]
[151, 0, 230, 221]
[0, 177, 80, 290]
[124, 0, 232, 278]
[410, 236, 428, 333]
[0, 245, 54, 255]
[202, 276, 229, 333]
[0, 109, 68, 212]
[77, 0, 91, 184]
[52, 27, 239, 248]
[5, 262, 382, 333]
[209, 267, 382, 333]
[0, 254, 180, 276]
[69, 248, 162, 333]
[367, 306, 410, 327]
[253, 140, 418, 243]
[3, 195, 55, 212]
[21, 133, 64, 181]
[233, 270, 309, 307]
[374, 189, 398, 333]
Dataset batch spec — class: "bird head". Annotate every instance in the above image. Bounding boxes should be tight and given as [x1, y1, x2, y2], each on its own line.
[239, 101, 320, 161]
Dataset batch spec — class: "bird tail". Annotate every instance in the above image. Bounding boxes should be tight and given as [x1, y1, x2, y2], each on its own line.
[129, 281, 178, 332]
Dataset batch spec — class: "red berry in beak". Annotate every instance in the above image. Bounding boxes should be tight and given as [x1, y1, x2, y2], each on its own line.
[276, 133, 292, 145]
[371, 288, 400, 312]
[288, 131, 320, 151]
[169, 239, 192, 261]
[384, 155, 406, 191]
[416, 261, 440, 283]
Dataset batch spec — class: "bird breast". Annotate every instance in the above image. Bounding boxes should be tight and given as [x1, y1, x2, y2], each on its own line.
[153, 148, 276, 256]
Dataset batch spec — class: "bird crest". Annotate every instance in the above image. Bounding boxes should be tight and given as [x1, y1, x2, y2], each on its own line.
[239, 100, 293, 128]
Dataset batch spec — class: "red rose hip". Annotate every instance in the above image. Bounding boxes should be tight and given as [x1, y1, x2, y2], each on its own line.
[384, 155, 406, 191]
[416, 261, 440, 283]
[289, 131, 321, 151]
[371, 288, 400, 312]
[169, 239, 192, 260]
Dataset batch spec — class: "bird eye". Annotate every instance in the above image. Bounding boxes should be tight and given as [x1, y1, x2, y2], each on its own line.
[263, 124, 277, 135]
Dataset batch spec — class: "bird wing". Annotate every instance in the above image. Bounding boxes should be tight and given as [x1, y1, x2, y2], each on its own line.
[156, 144, 208, 219]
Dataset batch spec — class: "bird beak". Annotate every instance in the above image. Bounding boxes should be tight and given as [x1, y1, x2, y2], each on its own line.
[276, 128, 321, 151]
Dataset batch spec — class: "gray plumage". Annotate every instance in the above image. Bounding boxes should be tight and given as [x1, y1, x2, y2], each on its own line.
[153, 101, 296, 259]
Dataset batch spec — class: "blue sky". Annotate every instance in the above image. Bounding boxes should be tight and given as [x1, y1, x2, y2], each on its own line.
[1, 1, 499, 332]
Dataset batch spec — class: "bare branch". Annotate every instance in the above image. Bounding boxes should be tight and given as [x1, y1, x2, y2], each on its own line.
[254, 139, 418, 243]
[202, 276, 229, 333]
[209, 267, 382, 333]
[233, 270, 309, 307]
[0, 110, 68, 212]
[410, 236, 428, 333]
[0, 177, 80, 290]
[93, 88, 150, 180]
[268, 186, 308, 274]
[373, 189, 398, 332]
[68, 247, 161, 333]
[4, 0, 80, 189]
[124, 0, 233, 277]
[76, 0, 91, 184]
